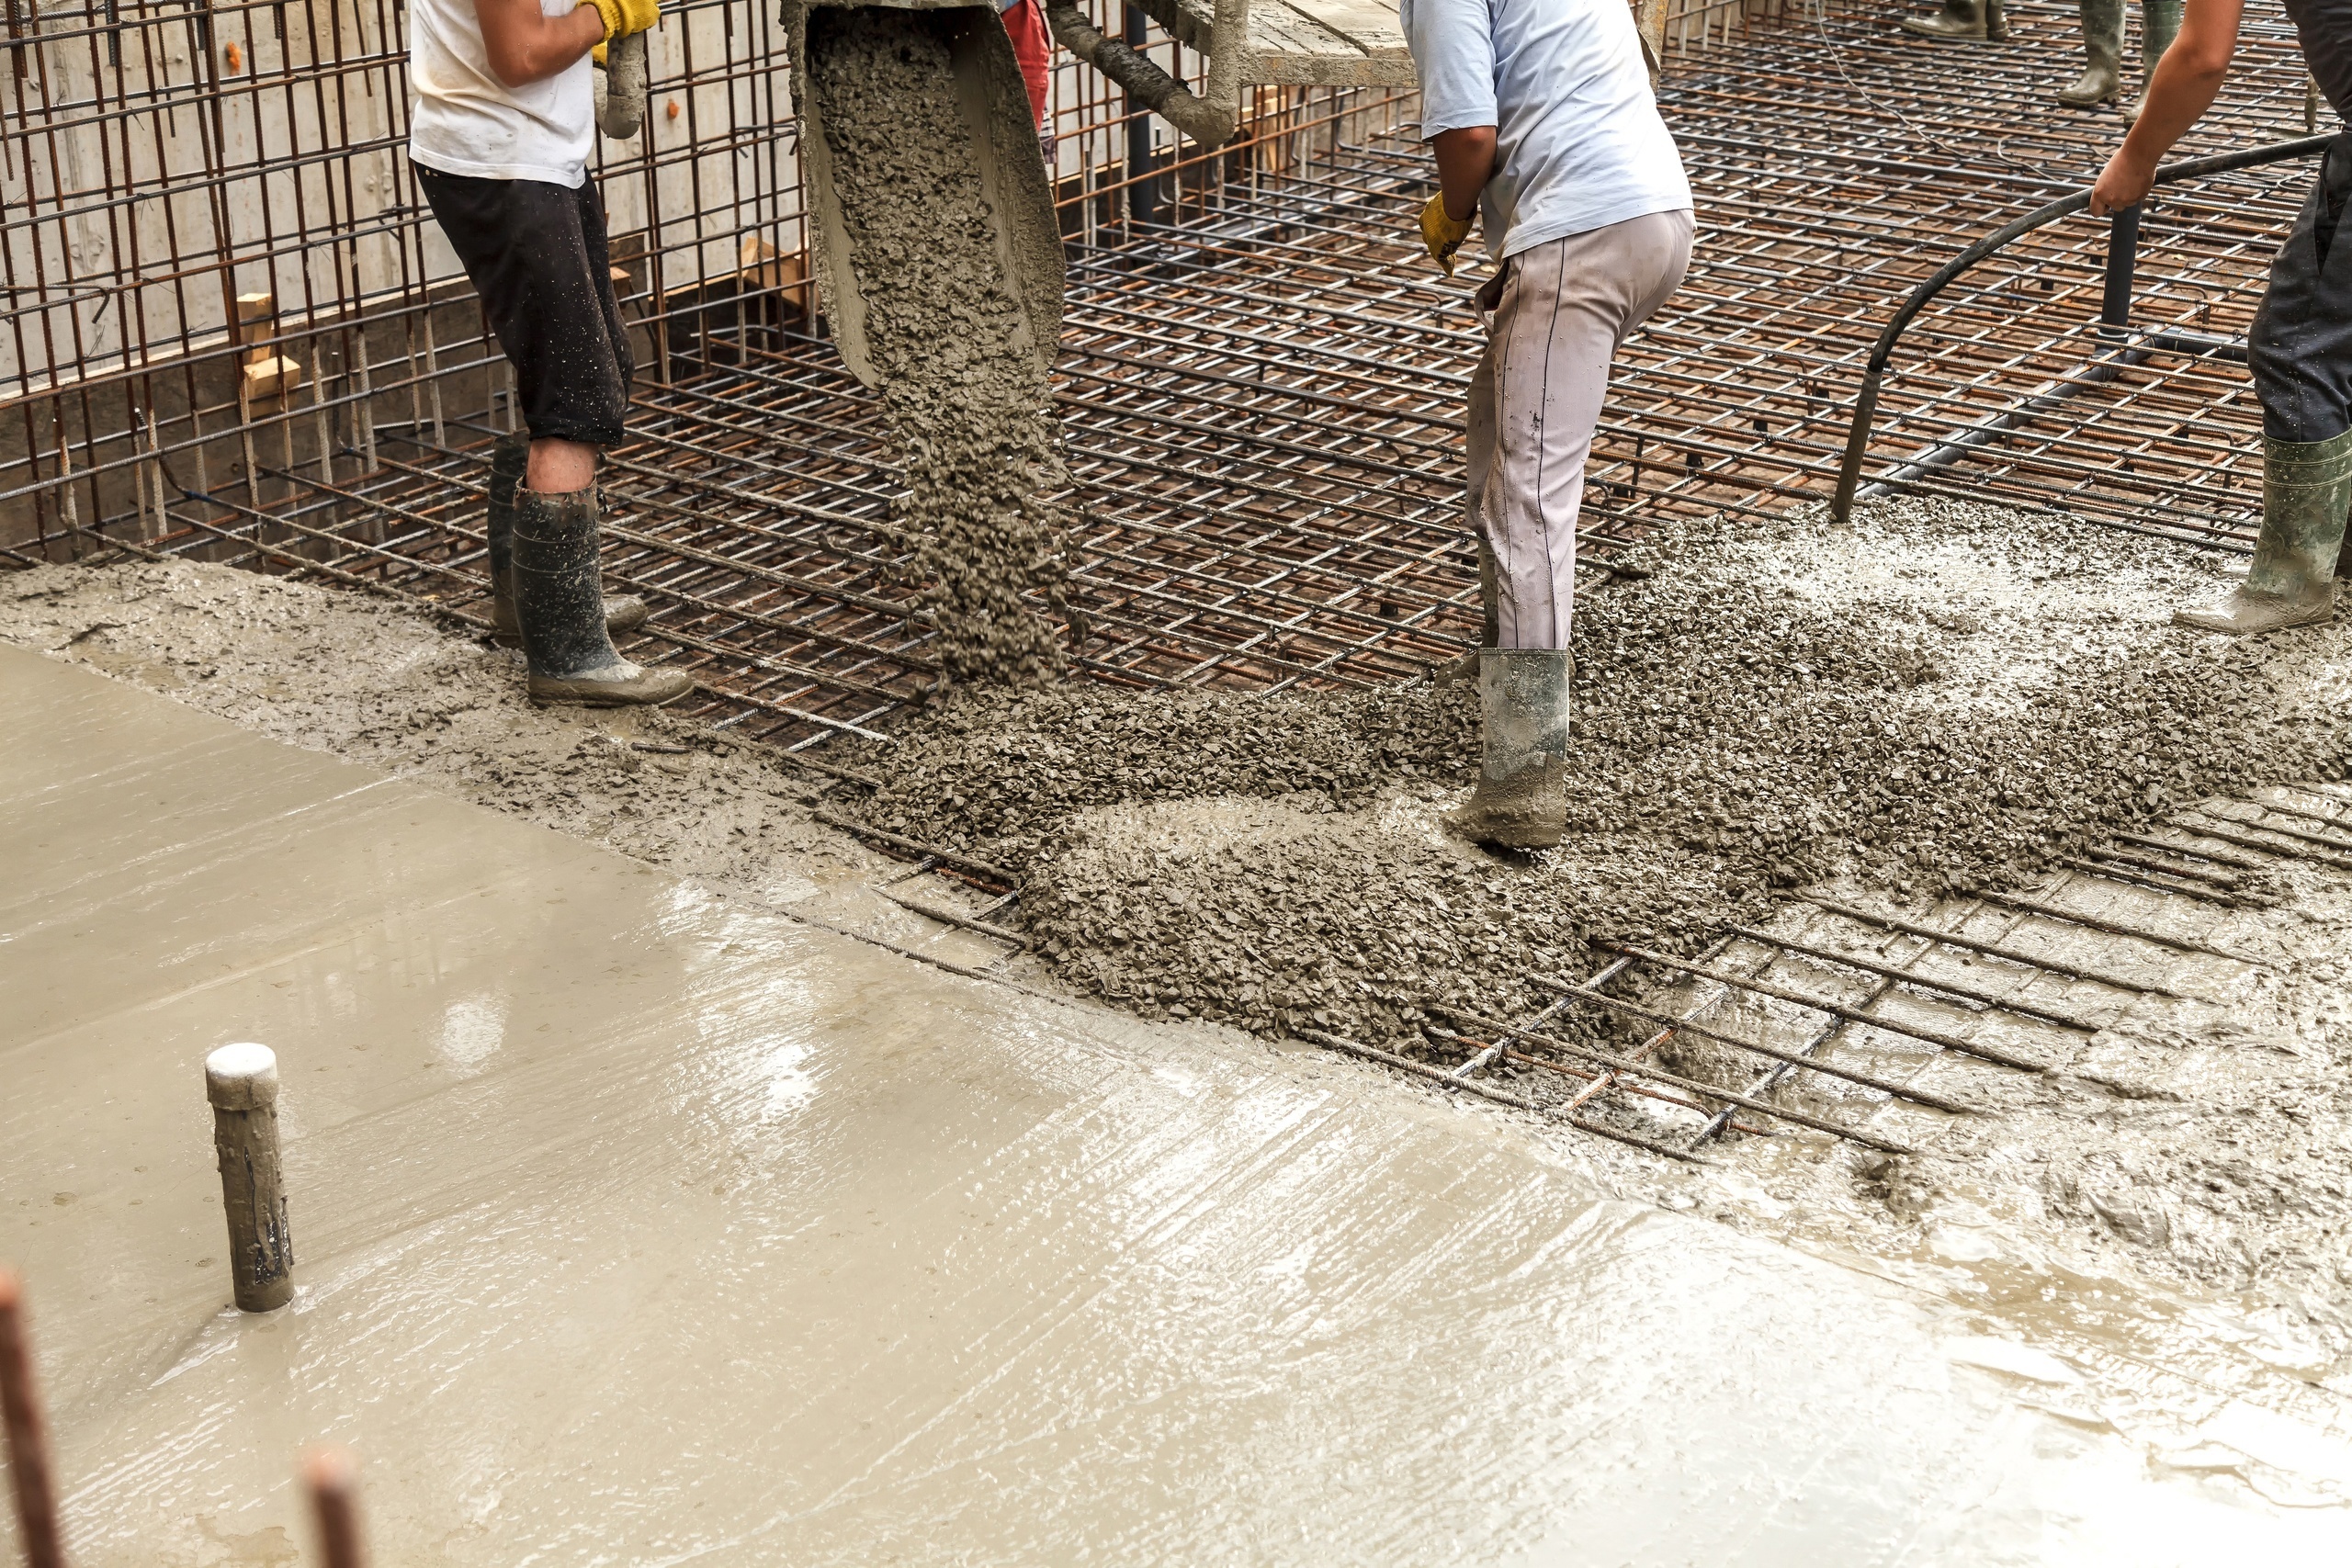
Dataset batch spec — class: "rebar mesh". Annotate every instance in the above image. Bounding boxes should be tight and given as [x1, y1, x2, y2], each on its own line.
[2, 0, 2333, 752]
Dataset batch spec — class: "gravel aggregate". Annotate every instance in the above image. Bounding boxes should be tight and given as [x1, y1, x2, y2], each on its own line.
[848, 499, 2352, 1044]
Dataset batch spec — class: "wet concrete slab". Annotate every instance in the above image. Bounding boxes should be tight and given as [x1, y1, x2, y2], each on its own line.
[3, 642, 2343, 1565]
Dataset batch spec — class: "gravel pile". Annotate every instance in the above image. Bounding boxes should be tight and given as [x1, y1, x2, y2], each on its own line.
[845, 499, 2352, 1043]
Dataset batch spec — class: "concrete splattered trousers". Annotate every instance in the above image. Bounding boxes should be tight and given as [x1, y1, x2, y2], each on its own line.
[1465, 209, 1692, 649]
[2248, 129, 2352, 443]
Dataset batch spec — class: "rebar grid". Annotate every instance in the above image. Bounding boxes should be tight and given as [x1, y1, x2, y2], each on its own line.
[5, 0, 2335, 758]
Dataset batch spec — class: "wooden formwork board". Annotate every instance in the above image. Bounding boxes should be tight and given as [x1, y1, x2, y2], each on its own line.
[1132, 0, 1415, 87]
[1127, 0, 1683, 92]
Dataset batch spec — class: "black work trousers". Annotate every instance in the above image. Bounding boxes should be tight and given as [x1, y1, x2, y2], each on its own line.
[415, 166, 633, 446]
[2249, 130, 2352, 444]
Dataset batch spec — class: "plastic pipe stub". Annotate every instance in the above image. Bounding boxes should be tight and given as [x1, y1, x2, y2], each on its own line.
[205, 1043, 280, 1111]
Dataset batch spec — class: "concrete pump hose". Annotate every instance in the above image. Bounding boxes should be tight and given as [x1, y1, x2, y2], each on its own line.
[1041, 0, 1241, 148]
[595, 31, 650, 141]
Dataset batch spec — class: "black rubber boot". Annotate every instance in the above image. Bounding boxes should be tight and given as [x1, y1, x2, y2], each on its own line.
[487, 434, 648, 648]
[2123, 0, 2183, 123]
[512, 487, 693, 705]
[1436, 536, 1500, 686]
[2177, 430, 2352, 635]
[1451, 649, 1571, 850]
[1900, 0, 1987, 38]
[2058, 0, 2124, 104]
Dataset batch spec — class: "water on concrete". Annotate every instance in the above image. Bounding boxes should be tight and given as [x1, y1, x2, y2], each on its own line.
[7, 642, 2352, 1562]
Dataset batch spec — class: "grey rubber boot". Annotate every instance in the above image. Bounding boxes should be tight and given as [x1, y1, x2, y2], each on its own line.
[1900, 0, 1986, 39]
[1451, 649, 1572, 850]
[487, 433, 648, 648]
[2058, 0, 2125, 105]
[1436, 536, 1500, 686]
[2177, 430, 2352, 635]
[2122, 0, 2184, 123]
[512, 487, 694, 705]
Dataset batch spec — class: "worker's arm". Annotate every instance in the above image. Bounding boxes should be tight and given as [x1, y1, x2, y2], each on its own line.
[474, 0, 604, 87]
[2089, 0, 2245, 215]
[1433, 125, 1498, 222]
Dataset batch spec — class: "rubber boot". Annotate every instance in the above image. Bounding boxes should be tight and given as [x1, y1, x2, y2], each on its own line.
[1900, 0, 1986, 39]
[1451, 649, 1572, 851]
[512, 487, 695, 705]
[2057, 0, 2125, 105]
[487, 434, 648, 648]
[2122, 0, 2183, 124]
[1436, 536, 1500, 686]
[2176, 430, 2352, 635]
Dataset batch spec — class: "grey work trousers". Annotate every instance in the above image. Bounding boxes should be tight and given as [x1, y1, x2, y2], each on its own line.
[2248, 129, 2352, 445]
[1465, 209, 1692, 649]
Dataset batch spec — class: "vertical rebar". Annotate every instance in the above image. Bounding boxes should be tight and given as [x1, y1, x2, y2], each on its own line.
[304, 1448, 368, 1568]
[0, 1270, 65, 1568]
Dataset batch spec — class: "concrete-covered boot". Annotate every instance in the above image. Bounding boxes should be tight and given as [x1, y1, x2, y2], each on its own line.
[2122, 0, 2183, 122]
[1452, 649, 1572, 850]
[1436, 536, 1499, 686]
[487, 433, 648, 648]
[512, 486, 694, 705]
[2176, 430, 2352, 635]
[2058, 0, 2125, 104]
[1900, 0, 1987, 39]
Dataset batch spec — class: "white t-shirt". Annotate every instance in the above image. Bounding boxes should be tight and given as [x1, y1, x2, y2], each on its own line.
[1402, 0, 1690, 262]
[409, 0, 594, 186]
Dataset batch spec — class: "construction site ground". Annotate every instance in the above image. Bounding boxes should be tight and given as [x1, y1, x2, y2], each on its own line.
[7, 614, 2352, 1564]
[15, 521, 2352, 1553]
[15, 0, 2352, 1555]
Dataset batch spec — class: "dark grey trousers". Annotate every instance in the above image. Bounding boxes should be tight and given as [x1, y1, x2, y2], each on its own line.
[2249, 130, 2352, 444]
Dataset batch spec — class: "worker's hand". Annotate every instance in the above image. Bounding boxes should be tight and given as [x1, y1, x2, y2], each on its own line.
[1419, 193, 1474, 276]
[593, 38, 606, 64]
[2088, 144, 2156, 217]
[587, 0, 658, 44]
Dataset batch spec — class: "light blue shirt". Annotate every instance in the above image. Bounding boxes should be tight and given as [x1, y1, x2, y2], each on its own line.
[1402, 0, 1692, 262]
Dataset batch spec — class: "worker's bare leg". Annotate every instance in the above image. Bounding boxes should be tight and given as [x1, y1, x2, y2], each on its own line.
[1453, 210, 1690, 850]
[527, 437, 597, 493]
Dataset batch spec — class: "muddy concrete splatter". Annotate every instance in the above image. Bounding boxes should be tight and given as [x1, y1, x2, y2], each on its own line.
[0, 558, 871, 907]
[844, 498, 2352, 1044]
[803, 6, 1068, 684]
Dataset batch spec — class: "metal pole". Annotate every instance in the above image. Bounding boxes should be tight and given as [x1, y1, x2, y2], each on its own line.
[1829, 367, 1883, 525]
[1123, 3, 1161, 230]
[2100, 203, 2142, 336]
[0, 1270, 65, 1568]
[206, 1043, 295, 1313]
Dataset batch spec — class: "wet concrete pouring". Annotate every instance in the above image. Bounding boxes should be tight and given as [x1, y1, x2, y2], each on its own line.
[18, 493, 2352, 1427]
[802, 6, 1071, 685]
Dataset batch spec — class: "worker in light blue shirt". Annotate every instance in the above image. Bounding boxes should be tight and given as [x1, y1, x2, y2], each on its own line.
[1406, 0, 1692, 851]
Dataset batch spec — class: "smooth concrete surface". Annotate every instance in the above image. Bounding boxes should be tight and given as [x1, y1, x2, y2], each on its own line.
[2, 641, 2344, 1566]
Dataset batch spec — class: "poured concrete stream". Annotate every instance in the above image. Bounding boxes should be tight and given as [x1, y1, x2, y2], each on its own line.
[4, 643, 2347, 1564]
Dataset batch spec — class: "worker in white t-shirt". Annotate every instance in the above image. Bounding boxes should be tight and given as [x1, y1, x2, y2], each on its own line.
[1404, 0, 1692, 850]
[407, 0, 688, 706]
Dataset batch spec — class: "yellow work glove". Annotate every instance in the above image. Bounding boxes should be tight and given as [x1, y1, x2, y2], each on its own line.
[1419, 192, 1474, 276]
[588, 0, 659, 45]
[593, 39, 606, 64]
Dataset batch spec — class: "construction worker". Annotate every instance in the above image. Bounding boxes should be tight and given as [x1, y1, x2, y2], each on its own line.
[999, 0, 1057, 165]
[1405, 0, 1692, 850]
[408, 0, 689, 705]
[1901, 0, 2183, 121]
[2091, 0, 2351, 634]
